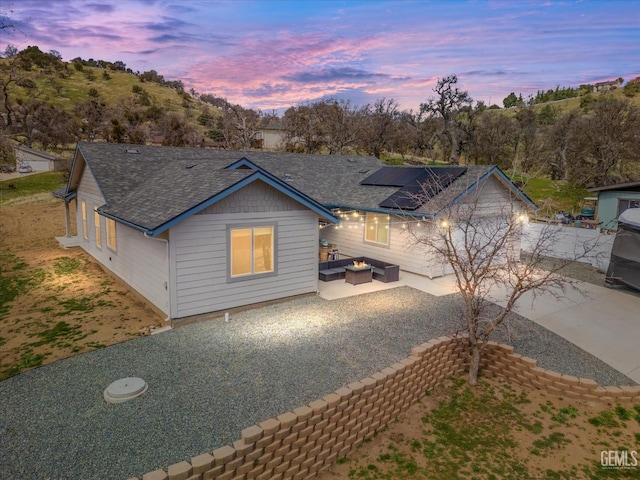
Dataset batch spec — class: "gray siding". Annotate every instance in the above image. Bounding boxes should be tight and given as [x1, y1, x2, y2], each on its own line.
[199, 180, 307, 214]
[323, 175, 529, 279]
[322, 217, 444, 277]
[170, 181, 319, 318]
[76, 168, 170, 315]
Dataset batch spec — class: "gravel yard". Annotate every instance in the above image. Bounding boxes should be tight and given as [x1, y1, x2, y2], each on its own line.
[0, 286, 634, 480]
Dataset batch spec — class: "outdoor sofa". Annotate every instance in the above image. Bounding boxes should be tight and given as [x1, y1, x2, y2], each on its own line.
[318, 256, 400, 283]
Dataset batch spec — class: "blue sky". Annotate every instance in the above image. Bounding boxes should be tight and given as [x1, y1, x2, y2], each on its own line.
[1, 0, 639, 111]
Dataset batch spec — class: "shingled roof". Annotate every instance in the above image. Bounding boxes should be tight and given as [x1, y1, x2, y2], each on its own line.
[57, 142, 535, 235]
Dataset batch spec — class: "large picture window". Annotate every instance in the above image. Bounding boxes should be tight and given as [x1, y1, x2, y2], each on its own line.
[364, 213, 389, 245]
[106, 218, 117, 251]
[230, 226, 274, 277]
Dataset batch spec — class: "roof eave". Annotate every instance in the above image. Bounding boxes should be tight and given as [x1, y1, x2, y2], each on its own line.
[142, 171, 339, 237]
[51, 189, 77, 201]
[446, 167, 539, 213]
[325, 203, 434, 219]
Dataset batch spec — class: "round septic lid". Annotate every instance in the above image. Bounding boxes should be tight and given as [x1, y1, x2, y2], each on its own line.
[104, 377, 148, 404]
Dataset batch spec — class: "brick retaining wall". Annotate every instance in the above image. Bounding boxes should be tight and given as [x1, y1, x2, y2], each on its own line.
[132, 336, 640, 480]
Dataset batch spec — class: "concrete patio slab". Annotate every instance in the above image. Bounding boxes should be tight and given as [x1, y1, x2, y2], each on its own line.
[321, 269, 640, 383]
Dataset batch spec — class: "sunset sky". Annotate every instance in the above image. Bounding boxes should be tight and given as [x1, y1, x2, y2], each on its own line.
[2, 0, 639, 111]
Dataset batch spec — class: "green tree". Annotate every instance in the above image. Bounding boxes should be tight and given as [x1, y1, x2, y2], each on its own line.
[623, 78, 640, 97]
[503, 92, 518, 108]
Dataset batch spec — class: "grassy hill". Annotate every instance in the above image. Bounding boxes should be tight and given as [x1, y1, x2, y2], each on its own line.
[0, 52, 221, 160]
[20, 65, 199, 115]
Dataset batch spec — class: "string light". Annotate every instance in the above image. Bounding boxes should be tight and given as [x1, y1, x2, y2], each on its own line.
[321, 208, 533, 230]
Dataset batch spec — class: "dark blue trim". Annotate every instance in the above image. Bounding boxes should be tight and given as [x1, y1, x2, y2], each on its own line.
[96, 208, 153, 235]
[51, 190, 77, 201]
[445, 167, 539, 213]
[137, 171, 338, 236]
[325, 203, 434, 219]
[224, 157, 257, 170]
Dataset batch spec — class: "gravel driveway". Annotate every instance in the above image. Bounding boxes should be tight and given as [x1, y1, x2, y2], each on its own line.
[0, 287, 634, 479]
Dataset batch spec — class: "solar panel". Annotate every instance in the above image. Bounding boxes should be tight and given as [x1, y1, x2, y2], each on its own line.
[378, 166, 467, 210]
[360, 167, 426, 186]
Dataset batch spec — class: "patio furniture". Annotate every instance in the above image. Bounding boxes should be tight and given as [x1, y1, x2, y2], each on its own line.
[344, 264, 373, 285]
[319, 256, 399, 283]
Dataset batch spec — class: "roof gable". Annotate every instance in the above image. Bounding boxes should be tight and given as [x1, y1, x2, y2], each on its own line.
[65, 143, 339, 235]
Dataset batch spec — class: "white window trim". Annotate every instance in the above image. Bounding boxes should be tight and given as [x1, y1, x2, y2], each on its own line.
[364, 212, 390, 246]
[227, 224, 277, 281]
[81, 201, 88, 240]
[106, 218, 117, 251]
[94, 208, 102, 249]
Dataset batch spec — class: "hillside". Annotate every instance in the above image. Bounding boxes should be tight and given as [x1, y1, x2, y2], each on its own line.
[0, 47, 225, 161]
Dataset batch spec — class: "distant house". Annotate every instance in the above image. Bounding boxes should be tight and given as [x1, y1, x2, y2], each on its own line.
[53, 142, 535, 320]
[589, 181, 640, 230]
[256, 126, 287, 150]
[14, 145, 65, 172]
[594, 78, 623, 93]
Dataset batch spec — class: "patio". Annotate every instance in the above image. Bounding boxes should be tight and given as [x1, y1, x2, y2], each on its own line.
[319, 268, 640, 383]
[318, 269, 457, 300]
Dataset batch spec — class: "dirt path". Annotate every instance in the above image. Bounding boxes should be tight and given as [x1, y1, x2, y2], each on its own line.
[0, 198, 162, 380]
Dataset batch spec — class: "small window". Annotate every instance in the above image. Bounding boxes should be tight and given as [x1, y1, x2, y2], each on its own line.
[94, 208, 101, 248]
[364, 213, 390, 245]
[106, 218, 117, 251]
[81, 201, 88, 240]
[618, 198, 640, 217]
[230, 226, 274, 277]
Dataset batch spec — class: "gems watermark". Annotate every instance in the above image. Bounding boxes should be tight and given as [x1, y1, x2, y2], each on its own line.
[600, 450, 638, 469]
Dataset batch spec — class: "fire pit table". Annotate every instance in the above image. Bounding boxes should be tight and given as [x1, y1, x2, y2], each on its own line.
[344, 264, 373, 285]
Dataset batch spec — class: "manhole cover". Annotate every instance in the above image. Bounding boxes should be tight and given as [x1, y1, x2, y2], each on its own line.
[104, 377, 148, 404]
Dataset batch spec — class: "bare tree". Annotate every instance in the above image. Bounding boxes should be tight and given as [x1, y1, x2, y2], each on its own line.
[220, 103, 260, 150]
[547, 109, 580, 181]
[0, 6, 17, 32]
[473, 110, 518, 168]
[158, 112, 201, 147]
[321, 99, 363, 155]
[359, 98, 399, 159]
[406, 174, 600, 385]
[567, 97, 640, 186]
[281, 102, 327, 153]
[420, 75, 472, 164]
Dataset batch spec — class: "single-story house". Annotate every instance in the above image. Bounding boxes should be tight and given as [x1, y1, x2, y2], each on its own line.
[14, 145, 66, 172]
[53, 142, 536, 320]
[594, 78, 623, 92]
[588, 181, 640, 230]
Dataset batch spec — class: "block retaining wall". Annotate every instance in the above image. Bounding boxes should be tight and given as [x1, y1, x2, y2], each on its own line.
[132, 336, 640, 480]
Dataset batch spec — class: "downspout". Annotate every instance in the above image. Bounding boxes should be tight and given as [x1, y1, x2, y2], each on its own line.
[144, 232, 171, 324]
[64, 200, 72, 237]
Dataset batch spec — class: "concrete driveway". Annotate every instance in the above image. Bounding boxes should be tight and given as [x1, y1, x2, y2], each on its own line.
[498, 282, 640, 383]
[321, 271, 640, 383]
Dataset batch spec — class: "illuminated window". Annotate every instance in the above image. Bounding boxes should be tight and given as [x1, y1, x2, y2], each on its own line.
[81, 201, 88, 240]
[230, 226, 274, 277]
[106, 218, 116, 251]
[364, 213, 389, 245]
[94, 208, 101, 248]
